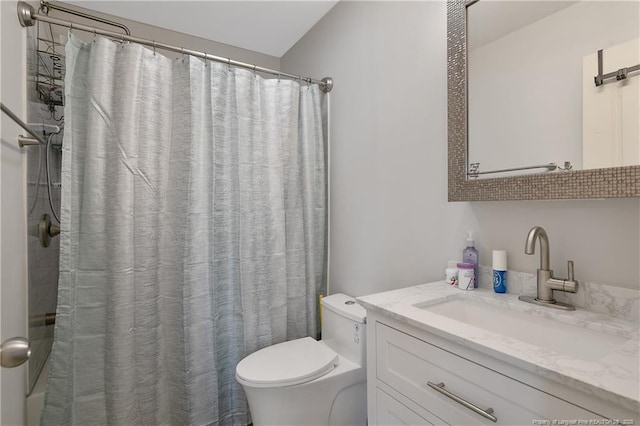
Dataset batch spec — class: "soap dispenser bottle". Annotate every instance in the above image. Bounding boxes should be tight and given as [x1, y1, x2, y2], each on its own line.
[462, 231, 479, 288]
[492, 250, 507, 293]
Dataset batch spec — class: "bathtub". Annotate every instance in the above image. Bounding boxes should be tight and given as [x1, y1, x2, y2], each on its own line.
[26, 355, 49, 426]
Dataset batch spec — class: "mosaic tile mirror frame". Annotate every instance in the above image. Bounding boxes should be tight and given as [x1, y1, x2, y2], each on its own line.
[447, 0, 640, 201]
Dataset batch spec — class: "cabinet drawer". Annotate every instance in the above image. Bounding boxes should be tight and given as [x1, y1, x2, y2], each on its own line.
[376, 387, 438, 426]
[376, 322, 601, 425]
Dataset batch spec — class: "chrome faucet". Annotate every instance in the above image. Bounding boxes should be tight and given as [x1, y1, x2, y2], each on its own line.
[518, 226, 578, 311]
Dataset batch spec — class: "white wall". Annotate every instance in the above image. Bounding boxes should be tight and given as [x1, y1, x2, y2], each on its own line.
[1, 1, 29, 424]
[281, 1, 640, 296]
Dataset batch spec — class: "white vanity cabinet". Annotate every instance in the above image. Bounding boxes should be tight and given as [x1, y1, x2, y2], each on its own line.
[366, 311, 636, 426]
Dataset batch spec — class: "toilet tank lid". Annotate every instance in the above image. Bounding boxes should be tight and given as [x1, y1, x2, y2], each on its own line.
[235, 337, 339, 388]
[321, 293, 366, 323]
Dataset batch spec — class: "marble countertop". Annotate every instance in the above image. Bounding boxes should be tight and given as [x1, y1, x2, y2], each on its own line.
[357, 281, 640, 413]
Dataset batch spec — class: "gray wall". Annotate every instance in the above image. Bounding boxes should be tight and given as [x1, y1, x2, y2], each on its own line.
[281, 1, 640, 296]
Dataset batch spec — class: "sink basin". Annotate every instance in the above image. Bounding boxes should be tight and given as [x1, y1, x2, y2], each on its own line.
[417, 297, 631, 362]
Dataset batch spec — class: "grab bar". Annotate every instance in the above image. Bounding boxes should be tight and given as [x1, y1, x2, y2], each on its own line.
[18, 136, 42, 147]
[0, 102, 46, 147]
[468, 161, 573, 178]
[468, 162, 557, 177]
[40, 1, 130, 35]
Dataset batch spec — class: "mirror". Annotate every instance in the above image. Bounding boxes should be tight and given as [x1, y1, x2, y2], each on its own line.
[467, 1, 639, 179]
[447, 0, 640, 201]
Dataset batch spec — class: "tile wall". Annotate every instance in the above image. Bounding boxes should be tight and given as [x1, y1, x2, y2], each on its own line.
[25, 24, 63, 393]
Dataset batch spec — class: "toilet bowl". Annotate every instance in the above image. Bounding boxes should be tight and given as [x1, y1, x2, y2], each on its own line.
[235, 293, 367, 426]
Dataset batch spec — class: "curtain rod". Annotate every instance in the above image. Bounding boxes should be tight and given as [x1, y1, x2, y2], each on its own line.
[17, 2, 334, 93]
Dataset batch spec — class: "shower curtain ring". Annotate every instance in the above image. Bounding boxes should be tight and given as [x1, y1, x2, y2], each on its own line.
[227, 58, 231, 70]
[69, 22, 73, 33]
[93, 27, 96, 41]
[121, 33, 125, 46]
[153, 40, 156, 56]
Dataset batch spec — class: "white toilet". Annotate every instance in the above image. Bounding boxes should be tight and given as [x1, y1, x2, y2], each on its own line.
[235, 293, 367, 426]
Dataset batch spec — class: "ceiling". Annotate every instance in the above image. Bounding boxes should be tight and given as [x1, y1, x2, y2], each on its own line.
[66, 1, 338, 58]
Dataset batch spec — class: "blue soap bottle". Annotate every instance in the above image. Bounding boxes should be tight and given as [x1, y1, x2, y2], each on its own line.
[462, 231, 478, 288]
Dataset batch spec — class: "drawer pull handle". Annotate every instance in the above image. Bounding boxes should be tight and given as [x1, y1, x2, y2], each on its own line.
[427, 381, 497, 423]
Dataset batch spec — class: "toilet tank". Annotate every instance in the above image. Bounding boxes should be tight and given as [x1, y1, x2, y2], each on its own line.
[320, 294, 367, 365]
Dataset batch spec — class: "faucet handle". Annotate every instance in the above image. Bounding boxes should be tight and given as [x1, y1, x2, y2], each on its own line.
[567, 260, 574, 281]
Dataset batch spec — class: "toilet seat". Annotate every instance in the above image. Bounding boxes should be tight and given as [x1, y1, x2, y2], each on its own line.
[235, 337, 339, 388]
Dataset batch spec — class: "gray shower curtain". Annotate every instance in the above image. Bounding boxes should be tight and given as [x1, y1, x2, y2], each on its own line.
[42, 34, 327, 425]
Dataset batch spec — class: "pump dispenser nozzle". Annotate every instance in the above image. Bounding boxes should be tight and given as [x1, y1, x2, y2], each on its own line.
[466, 231, 475, 247]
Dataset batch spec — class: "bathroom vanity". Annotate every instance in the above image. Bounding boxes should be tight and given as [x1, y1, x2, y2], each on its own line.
[357, 282, 639, 425]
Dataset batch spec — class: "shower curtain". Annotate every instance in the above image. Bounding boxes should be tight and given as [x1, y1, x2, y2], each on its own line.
[42, 35, 327, 425]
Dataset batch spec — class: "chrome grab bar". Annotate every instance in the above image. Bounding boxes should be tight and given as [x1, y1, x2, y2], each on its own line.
[40, 1, 131, 35]
[468, 162, 558, 177]
[427, 381, 497, 422]
[1, 102, 47, 147]
[18, 136, 41, 147]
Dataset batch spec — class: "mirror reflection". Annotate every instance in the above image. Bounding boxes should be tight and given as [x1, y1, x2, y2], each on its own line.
[467, 1, 639, 179]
